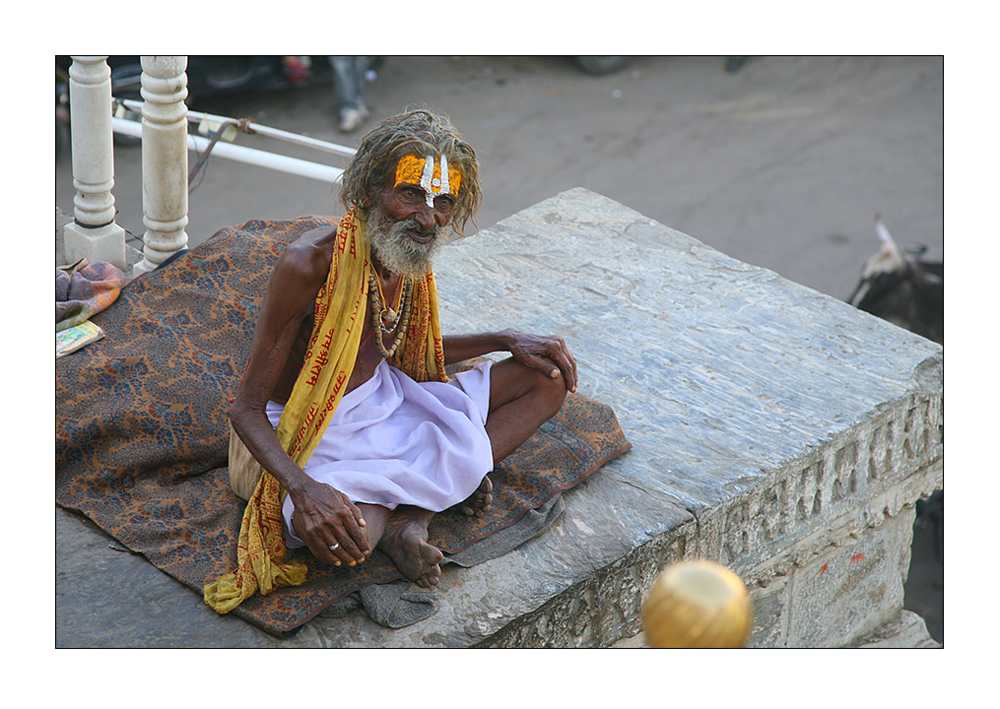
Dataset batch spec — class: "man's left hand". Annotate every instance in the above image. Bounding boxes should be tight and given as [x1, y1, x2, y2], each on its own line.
[503, 329, 578, 392]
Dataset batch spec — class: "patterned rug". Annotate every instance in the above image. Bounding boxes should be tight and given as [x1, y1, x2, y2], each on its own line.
[55, 217, 632, 637]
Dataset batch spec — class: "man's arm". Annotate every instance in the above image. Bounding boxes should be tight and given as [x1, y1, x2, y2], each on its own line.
[229, 230, 370, 567]
[443, 328, 578, 392]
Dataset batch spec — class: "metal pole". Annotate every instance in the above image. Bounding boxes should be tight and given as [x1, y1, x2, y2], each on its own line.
[111, 117, 344, 183]
[117, 99, 357, 158]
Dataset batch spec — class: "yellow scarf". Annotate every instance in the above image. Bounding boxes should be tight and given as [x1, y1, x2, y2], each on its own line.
[204, 208, 448, 613]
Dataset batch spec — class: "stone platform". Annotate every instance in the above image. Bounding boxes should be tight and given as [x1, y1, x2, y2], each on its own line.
[55, 189, 942, 647]
[288, 188, 942, 648]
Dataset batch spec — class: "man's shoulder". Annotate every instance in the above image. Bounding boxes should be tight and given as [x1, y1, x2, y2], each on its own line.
[275, 224, 340, 281]
[289, 222, 341, 249]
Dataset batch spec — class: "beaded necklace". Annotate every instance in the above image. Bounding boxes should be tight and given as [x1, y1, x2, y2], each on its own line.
[367, 267, 413, 358]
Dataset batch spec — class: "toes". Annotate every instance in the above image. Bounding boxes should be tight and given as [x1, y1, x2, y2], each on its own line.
[413, 556, 442, 588]
[423, 543, 444, 567]
[377, 509, 446, 587]
[421, 563, 442, 587]
[456, 476, 494, 517]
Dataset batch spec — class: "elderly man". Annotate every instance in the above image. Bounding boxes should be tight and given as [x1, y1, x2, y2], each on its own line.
[209, 110, 576, 611]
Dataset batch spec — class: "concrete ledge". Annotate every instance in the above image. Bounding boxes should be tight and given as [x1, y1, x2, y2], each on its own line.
[613, 610, 940, 649]
[850, 610, 940, 648]
[284, 188, 942, 648]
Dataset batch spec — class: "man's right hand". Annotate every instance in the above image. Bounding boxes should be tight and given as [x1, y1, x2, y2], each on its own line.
[289, 482, 370, 567]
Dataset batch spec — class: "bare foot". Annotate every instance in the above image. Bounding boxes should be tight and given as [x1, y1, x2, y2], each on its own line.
[378, 507, 444, 589]
[456, 475, 493, 517]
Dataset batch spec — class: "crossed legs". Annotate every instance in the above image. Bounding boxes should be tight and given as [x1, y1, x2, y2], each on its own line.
[449, 356, 568, 522]
[359, 359, 566, 588]
[300, 357, 568, 588]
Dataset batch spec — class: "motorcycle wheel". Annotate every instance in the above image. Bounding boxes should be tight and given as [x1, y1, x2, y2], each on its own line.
[573, 56, 631, 75]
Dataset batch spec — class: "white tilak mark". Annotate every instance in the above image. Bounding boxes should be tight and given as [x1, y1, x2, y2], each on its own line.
[439, 155, 450, 198]
[418, 155, 451, 208]
[420, 156, 436, 208]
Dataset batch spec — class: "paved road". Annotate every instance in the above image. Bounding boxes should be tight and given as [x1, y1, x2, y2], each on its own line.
[54, 55, 943, 646]
[56, 55, 942, 302]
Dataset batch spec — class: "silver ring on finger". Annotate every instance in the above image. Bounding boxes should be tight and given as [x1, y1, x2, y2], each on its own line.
[329, 543, 340, 552]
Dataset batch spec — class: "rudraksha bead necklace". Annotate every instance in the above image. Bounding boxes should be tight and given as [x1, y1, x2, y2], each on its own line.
[368, 268, 413, 359]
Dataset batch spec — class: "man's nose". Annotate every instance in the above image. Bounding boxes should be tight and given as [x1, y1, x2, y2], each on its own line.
[414, 202, 444, 230]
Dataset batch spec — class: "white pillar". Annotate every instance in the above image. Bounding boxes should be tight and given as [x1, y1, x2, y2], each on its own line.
[64, 56, 127, 269]
[133, 56, 189, 278]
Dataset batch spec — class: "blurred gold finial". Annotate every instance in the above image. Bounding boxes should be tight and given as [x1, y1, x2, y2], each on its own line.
[641, 560, 752, 648]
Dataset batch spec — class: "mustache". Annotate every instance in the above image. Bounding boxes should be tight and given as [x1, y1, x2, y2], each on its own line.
[392, 218, 439, 241]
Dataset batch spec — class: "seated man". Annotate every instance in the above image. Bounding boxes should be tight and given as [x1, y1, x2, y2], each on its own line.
[228, 109, 577, 596]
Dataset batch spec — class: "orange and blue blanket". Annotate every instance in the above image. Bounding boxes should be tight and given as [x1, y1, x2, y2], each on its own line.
[54, 217, 632, 637]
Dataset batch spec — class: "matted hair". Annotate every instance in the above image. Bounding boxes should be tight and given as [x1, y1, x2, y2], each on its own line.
[338, 109, 483, 235]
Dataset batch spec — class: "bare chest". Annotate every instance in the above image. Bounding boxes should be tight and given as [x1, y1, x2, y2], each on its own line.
[273, 302, 387, 404]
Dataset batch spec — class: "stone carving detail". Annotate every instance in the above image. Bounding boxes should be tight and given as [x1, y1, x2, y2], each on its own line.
[832, 441, 858, 501]
[714, 392, 940, 593]
[796, 462, 823, 522]
[478, 527, 695, 648]
[758, 480, 787, 542]
[867, 423, 885, 482]
[477, 390, 941, 648]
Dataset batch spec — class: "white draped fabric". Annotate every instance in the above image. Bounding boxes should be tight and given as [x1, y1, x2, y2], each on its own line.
[266, 360, 494, 548]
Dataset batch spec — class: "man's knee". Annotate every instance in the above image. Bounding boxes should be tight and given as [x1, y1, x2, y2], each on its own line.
[489, 358, 567, 416]
[531, 365, 568, 416]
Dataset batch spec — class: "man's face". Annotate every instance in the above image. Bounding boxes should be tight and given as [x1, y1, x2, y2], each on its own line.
[368, 152, 462, 277]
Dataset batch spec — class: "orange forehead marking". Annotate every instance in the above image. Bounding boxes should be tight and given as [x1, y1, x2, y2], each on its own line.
[395, 154, 462, 206]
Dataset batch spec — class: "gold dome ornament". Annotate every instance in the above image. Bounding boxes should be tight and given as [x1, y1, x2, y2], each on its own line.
[641, 560, 752, 648]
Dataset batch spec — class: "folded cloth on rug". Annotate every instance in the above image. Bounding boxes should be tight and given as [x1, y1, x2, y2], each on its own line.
[57, 260, 125, 332]
[359, 580, 439, 629]
[55, 216, 633, 637]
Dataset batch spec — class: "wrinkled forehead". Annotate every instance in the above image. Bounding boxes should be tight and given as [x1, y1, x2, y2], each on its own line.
[393, 153, 463, 205]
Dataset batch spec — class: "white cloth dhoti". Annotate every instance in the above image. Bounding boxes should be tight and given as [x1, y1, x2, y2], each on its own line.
[266, 359, 494, 549]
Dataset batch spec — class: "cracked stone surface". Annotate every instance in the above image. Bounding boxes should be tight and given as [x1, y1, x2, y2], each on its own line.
[55, 188, 941, 648]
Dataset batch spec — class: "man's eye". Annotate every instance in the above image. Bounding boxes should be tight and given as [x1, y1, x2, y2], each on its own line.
[435, 196, 455, 208]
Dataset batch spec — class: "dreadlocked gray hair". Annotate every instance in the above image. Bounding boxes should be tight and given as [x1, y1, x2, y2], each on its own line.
[338, 109, 483, 235]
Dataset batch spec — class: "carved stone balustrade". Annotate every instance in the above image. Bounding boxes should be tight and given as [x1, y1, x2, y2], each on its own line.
[133, 56, 190, 278]
[63, 56, 127, 269]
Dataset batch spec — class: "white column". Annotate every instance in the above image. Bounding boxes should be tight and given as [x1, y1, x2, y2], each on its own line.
[63, 56, 127, 269]
[133, 56, 189, 278]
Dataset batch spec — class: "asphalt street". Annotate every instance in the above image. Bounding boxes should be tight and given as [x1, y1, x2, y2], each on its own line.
[56, 55, 943, 301]
[54, 55, 943, 646]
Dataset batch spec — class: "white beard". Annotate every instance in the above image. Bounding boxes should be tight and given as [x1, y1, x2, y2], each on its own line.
[366, 203, 444, 278]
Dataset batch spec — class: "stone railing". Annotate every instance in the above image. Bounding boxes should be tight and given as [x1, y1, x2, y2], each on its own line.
[62, 55, 189, 278]
[131, 56, 190, 277]
[62, 56, 127, 270]
[62, 55, 353, 280]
